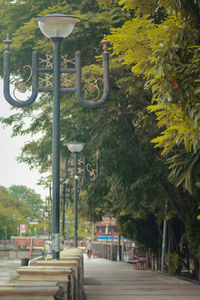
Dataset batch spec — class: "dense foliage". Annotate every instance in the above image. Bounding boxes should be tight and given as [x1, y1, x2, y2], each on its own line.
[1, 0, 200, 279]
[8, 185, 44, 218]
[106, 0, 200, 193]
[102, 0, 200, 278]
[0, 185, 34, 238]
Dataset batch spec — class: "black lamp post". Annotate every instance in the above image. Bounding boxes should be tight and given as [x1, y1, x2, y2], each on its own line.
[27, 217, 30, 236]
[60, 161, 72, 244]
[66, 142, 100, 247]
[5, 217, 8, 241]
[61, 182, 66, 244]
[12, 214, 16, 236]
[3, 13, 109, 259]
[66, 142, 85, 247]
[60, 179, 72, 244]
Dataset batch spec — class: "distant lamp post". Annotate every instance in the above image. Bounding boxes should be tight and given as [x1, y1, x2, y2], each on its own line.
[3, 13, 109, 259]
[17, 218, 21, 236]
[66, 142, 100, 247]
[44, 206, 51, 239]
[61, 183, 66, 244]
[60, 178, 72, 244]
[27, 217, 30, 236]
[66, 142, 85, 154]
[67, 142, 85, 247]
[65, 216, 71, 241]
[105, 212, 113, 241]
[5, 217, 8, 241]
[12, 214, 16, 236]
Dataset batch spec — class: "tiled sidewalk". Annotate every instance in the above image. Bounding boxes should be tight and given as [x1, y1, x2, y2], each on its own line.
[84, 255, 200, 300]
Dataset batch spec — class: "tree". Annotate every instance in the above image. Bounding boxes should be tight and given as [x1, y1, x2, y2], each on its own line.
[118, 213, 160, 253]
[8, 185, 44, 218]
[104, 0, 200, 193]
[0, 185, 34, 238]
[1, 0, 200, 279]
[100, 0, 200, 278]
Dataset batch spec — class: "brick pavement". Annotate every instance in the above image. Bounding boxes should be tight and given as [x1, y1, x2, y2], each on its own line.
[84, 255, 200, 300]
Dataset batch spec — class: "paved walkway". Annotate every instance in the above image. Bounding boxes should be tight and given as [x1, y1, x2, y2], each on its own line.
[84, 255, 200, 300]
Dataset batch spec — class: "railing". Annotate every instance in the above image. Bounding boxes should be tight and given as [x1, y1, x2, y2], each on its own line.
[28, 254, 46, 266]
[92, 241, 149, 265]
[92, 241, 120, 261]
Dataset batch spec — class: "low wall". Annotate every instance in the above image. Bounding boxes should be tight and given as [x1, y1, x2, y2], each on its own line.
[0, 249, 11, 258]
[9, 249, 42, 260]
[0, 246, 84, 300]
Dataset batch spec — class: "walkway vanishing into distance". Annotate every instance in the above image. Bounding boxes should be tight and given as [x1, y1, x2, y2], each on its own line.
[84, 255, 200, 300]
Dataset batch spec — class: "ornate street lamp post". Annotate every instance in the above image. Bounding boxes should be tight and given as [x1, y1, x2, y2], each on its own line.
[3, 13, 109, 259]
[60, 178, 72, 244]
[66, 142, 85, 247]
[61, 182, 66, 244]
[12, 214, 16, 236]
[66, 142, 100, 247]
[27, 217, 30, 236]
[5, 217, 8, 241]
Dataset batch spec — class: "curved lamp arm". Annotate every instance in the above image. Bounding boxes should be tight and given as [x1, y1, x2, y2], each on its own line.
[84, 153, 100, 183]
[3, 35, 38, 108]
[75, 36, 109, 108]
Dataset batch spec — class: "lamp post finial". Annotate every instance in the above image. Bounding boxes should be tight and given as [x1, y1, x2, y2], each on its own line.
[3, 34, 12, 52]
[101, 34, 109, 53]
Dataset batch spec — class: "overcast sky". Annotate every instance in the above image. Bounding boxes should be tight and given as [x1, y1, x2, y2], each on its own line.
[0, 80, 49, 200]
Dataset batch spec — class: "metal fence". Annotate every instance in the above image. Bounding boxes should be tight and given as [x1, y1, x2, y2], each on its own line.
[92, 241, 140, 262]
[0, 240, 10, 248]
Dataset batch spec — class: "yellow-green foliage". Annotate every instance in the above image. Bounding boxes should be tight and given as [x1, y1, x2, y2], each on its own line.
[107, 0, 200, 180]
[119, 0, 158, 14]
[168, 252, 183, 275]
[98, 0, 118, 7]
[148, 104, 200, 155]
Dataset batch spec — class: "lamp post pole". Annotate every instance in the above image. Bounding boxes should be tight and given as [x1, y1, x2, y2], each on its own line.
[51, 37, 62, 259]
[61, 183, 66, 243]
[60, 166, 71, 244]
[3, 13, 109, 259]
[48, 185, 52, 240]
[27, 217, 30, 236]
[66, 142, 85, 247]
[12, 214, 16, 236]
[66, 142, 100, 247]
[74, 152, 78, 247]
[5, 217, 7, 241]
[65, 216, 70, 241]
[161, 200, 168, 273]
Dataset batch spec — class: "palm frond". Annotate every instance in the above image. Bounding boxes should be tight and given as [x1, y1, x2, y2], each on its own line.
[167, 150, 200, 194]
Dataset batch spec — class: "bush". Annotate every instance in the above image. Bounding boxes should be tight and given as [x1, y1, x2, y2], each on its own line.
[168, 252, 183, 275]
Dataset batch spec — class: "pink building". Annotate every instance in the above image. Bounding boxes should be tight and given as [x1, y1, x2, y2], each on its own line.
[95, 217, 119, 242]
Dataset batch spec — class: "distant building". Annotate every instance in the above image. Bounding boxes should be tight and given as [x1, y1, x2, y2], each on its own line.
[95, 216, 119, 242]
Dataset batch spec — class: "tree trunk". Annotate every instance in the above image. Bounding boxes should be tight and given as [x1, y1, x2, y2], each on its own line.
[158, 181, 186, 225]
[193, 257, 200, 281]
[168, 222, 179, 253]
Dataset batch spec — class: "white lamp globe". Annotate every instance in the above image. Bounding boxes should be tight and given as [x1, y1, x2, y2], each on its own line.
[66, 142, 85, 153]
[35, 13, 80, 39]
